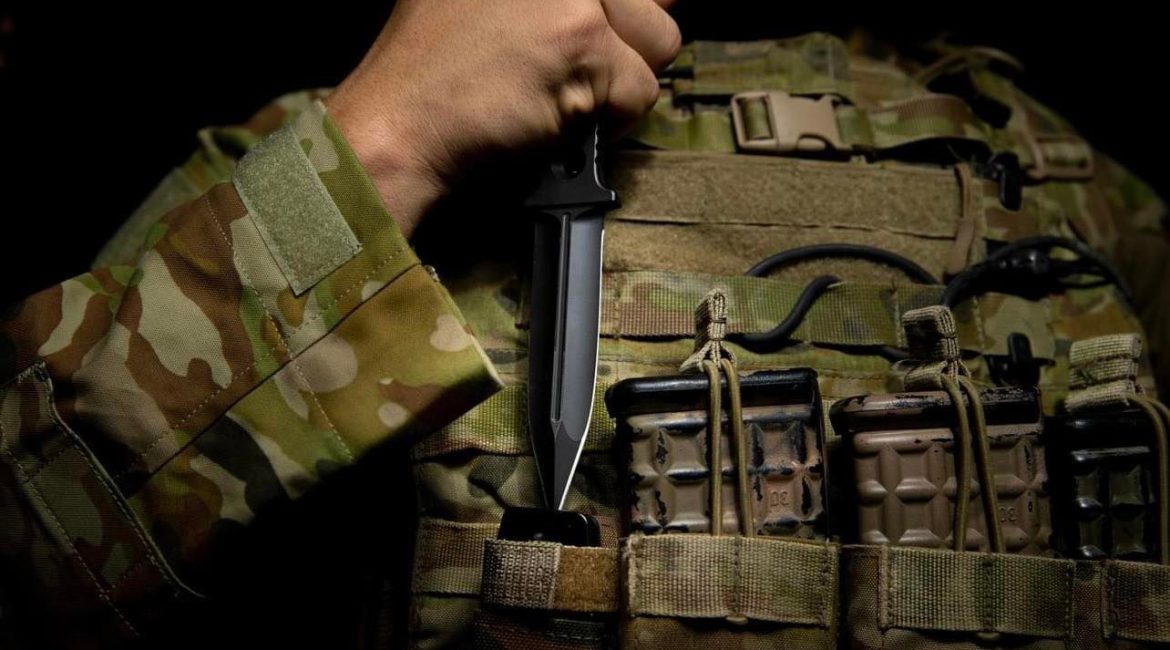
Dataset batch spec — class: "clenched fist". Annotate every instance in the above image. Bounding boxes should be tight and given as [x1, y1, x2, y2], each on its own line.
[324, 0, 681, 236]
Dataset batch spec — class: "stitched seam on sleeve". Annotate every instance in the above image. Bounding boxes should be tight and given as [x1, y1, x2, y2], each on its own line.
[121, 192, 383, 478]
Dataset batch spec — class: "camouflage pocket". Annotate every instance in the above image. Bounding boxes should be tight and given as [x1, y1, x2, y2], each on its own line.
[0, 362, 199, 648]
[841, 544, 1170, 649]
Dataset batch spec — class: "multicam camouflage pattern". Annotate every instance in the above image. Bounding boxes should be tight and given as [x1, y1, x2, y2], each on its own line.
[2, 31, 1169, 650]
[408, 34, 1170, 650]
[0, 98, 499, 646]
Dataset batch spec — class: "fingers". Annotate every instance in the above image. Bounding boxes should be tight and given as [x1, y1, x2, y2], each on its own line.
[600, 0, 681, 71]
[597, 27, 662, 126]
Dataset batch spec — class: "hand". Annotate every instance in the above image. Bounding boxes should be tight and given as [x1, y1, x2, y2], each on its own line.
[324, 0, 680, 237]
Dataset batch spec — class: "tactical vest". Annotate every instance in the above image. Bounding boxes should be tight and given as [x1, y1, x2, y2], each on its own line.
[405, 34, 1170, 649]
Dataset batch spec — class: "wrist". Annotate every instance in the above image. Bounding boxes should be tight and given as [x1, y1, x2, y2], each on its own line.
[323, 90, 446, 239]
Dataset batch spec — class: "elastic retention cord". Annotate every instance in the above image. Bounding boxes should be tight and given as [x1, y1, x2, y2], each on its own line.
[959, 377, 1005, 553]
[721, 358, 755, 538]
[940, 375, 974, 552]
[746, 243, 940, 285]
[1133, 396, 1170, 565]
[703, 360, 724, 537]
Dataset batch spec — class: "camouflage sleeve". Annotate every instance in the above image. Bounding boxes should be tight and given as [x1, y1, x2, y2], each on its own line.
[0, 99, 502, 647]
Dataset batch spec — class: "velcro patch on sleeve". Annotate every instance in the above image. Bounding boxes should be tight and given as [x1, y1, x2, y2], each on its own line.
[233, 124, 360, 296]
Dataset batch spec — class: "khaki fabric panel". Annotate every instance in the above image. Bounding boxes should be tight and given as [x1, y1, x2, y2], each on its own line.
[605, 220, 958, 282]
[608, 151, 961, 236]
[841, 546, 1071, 650]
[624, 534, 837, 626]
[883, 547, 1074, 638]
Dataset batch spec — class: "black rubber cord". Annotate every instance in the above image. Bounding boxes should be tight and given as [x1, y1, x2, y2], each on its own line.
[745, 243, 940, 285]
[941, 235, 1131, 308]
[737, 243, 939, 352]
[738, 275, 841, 348]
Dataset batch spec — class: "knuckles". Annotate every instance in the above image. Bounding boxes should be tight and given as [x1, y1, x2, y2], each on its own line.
[555, 0, 611, 59]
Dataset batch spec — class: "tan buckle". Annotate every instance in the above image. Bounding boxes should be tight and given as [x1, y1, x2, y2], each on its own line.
[1024, 132, 1094, 181]
[731, 91, 844, 154]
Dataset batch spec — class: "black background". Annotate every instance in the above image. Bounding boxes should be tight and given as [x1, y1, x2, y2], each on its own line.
[0, 5, 1166, 647]
[1, 5, 1167, 307]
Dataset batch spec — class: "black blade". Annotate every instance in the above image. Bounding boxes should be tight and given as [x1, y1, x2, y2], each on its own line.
[528, 208, 605, 510]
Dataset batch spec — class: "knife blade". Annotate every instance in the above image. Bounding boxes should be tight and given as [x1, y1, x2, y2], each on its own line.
[525, 124, 618, 511]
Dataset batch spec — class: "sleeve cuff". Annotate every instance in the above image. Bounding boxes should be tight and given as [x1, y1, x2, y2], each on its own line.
[126, 100, 501, 586]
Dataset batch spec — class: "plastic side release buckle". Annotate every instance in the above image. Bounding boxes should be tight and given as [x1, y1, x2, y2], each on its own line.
[731, 91, 844, 154]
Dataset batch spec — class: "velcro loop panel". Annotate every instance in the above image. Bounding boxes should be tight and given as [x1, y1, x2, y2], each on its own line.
[881, 546, 1073, 638]
[411, 518, 498, 596]
[1106, 560, 1170, 642]
[233, 122, 360, 296]
[625, 534, 838, 626]
[481, 539, 619, 614]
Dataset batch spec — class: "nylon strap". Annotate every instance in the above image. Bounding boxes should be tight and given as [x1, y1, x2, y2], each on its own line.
[625, 534, 838, 626]
[480, 539, 619, 614]
[878, 546, 1074, 638]
[636, 39, 1093, 180]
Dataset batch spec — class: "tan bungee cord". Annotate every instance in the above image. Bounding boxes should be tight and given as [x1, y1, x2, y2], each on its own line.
[938, 375, 975, 552]
[959, 376, 1006, 554]
[1132, 396, 1170, 564]
[682, 289, 755, 538]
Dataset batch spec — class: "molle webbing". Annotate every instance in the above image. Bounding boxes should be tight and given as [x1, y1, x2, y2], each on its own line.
[600, 271, 992, 353]
[876, 547, 1073, 638]
[844, 545, 1170, 645]
[625, 534, 838, 626]
[480, 540, 618, 614]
